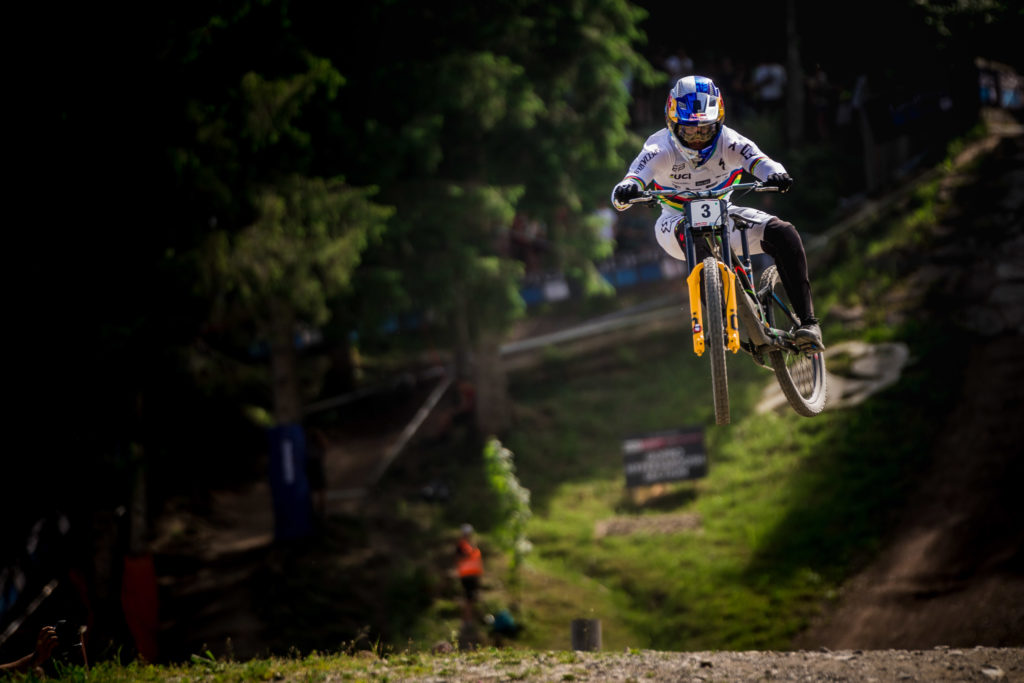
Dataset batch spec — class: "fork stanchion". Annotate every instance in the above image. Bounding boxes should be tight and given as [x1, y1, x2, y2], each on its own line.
[718, 263, 740, 353]
[686, 263, 706, 356]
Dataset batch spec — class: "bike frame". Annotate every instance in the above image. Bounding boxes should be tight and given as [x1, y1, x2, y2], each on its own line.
[633, 182, 797, 358]
[625, 180, 828, 421]
[626, 184, 802, 358]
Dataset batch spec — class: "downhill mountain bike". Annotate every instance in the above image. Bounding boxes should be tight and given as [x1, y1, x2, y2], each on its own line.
[630, 181, 827, 425]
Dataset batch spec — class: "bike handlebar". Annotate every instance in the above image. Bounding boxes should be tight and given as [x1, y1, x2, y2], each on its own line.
[628, 181, 778, 204]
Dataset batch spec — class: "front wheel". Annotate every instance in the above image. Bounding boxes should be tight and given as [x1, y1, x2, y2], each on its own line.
[702, 256, 730, 425]
[759, 265, 827, 416]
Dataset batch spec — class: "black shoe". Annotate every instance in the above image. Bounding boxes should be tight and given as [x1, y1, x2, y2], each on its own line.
[794, 321, 824, 352]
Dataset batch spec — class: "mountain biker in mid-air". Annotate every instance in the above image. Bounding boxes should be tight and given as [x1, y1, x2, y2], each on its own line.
[611, 74, 824, 352]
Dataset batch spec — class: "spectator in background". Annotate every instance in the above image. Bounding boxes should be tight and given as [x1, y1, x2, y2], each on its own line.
[508, 213, 545, 274]
[485, 607, 520, 645]
[716, 56, 750, 121]
[455, 524, 484, 626]
[625, 63, 657, 128]
[0, 625, 58, 676]
[663, 48, 693, 85]
[979, 68, 999, 107]
[998, 70, 1022, 110]
[750, 60, 787, 115]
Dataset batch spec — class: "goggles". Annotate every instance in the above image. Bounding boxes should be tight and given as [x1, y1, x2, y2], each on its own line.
[675, 122, 716, 147]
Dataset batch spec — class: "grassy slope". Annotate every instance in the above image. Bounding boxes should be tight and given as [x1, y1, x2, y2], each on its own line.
[503, 328, 958, 651]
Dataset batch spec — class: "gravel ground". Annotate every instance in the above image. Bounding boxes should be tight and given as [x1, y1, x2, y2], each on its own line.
[357, 646, 1024, 681]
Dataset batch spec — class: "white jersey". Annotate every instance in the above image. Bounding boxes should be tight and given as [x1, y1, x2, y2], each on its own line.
[612, 125, 788, 262]
[613, 125, 786, 212]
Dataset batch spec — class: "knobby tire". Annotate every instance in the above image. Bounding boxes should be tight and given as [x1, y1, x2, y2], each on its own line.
[759, 265, 828, 416]
[703, 256, 730, 425]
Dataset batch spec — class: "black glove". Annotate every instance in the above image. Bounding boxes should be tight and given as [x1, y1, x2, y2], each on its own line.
[765, 172, 793, 193]
[613, 181, 642, 205]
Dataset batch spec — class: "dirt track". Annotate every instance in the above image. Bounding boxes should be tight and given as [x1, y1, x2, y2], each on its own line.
[792, 118, 1024, 653]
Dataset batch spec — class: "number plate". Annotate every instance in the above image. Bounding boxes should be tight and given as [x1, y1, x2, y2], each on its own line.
[687, 199, 722, 228]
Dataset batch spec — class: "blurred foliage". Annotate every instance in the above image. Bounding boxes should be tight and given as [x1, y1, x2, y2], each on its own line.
[12, 0, 658, 516]
[482, 438, 533, 597]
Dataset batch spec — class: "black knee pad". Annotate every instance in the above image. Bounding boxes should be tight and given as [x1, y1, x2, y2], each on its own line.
[759, 218, 803, 257]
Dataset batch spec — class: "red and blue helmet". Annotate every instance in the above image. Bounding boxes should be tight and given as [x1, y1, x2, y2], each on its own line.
[664, 75, 725, 164]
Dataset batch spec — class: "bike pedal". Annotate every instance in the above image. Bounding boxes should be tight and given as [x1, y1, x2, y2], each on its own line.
[796, 341, 824, 355]
[793, 327, 825, 354]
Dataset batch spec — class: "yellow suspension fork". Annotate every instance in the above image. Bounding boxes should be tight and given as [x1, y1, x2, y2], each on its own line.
[686, 261, 740, 357]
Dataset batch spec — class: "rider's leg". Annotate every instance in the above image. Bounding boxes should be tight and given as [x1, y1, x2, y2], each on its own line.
[759, 218, 824, 349]
[759, 219, 814, 321]
[654, 211, 717, 263]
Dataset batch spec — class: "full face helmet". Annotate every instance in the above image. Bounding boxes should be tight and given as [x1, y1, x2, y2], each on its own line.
[664, 75, 725, 165]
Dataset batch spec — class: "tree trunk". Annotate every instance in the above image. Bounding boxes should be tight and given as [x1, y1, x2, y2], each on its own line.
[854, 76, 880, 194]
[453, 287, 472, 382]
[473, 330, 510, 436]
[323, 333, 357, 397]
[269, 298, 303, 424]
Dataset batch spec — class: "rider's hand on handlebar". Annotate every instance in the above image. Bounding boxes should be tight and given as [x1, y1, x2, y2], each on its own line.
[765, 173, 793, 193]
[612, 181, 642, 207]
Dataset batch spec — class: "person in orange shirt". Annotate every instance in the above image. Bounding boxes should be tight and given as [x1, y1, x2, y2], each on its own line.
[455, 524, 483, 624]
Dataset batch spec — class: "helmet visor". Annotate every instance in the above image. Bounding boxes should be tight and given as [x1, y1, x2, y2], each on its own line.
[675, 122, 716, 149]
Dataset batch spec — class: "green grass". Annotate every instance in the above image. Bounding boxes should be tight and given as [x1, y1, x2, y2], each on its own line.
[14, 649, 527, 682]
[497, 316, 961, 651]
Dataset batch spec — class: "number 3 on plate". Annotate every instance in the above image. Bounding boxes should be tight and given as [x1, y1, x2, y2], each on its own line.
[688, 199, 721, 228]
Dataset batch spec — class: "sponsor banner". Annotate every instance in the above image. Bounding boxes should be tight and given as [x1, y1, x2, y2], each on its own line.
[622, 427, 707, 487]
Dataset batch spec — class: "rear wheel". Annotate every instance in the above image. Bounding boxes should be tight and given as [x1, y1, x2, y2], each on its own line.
[759, 265, 827, 416]
[702, 256, 730, 425]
